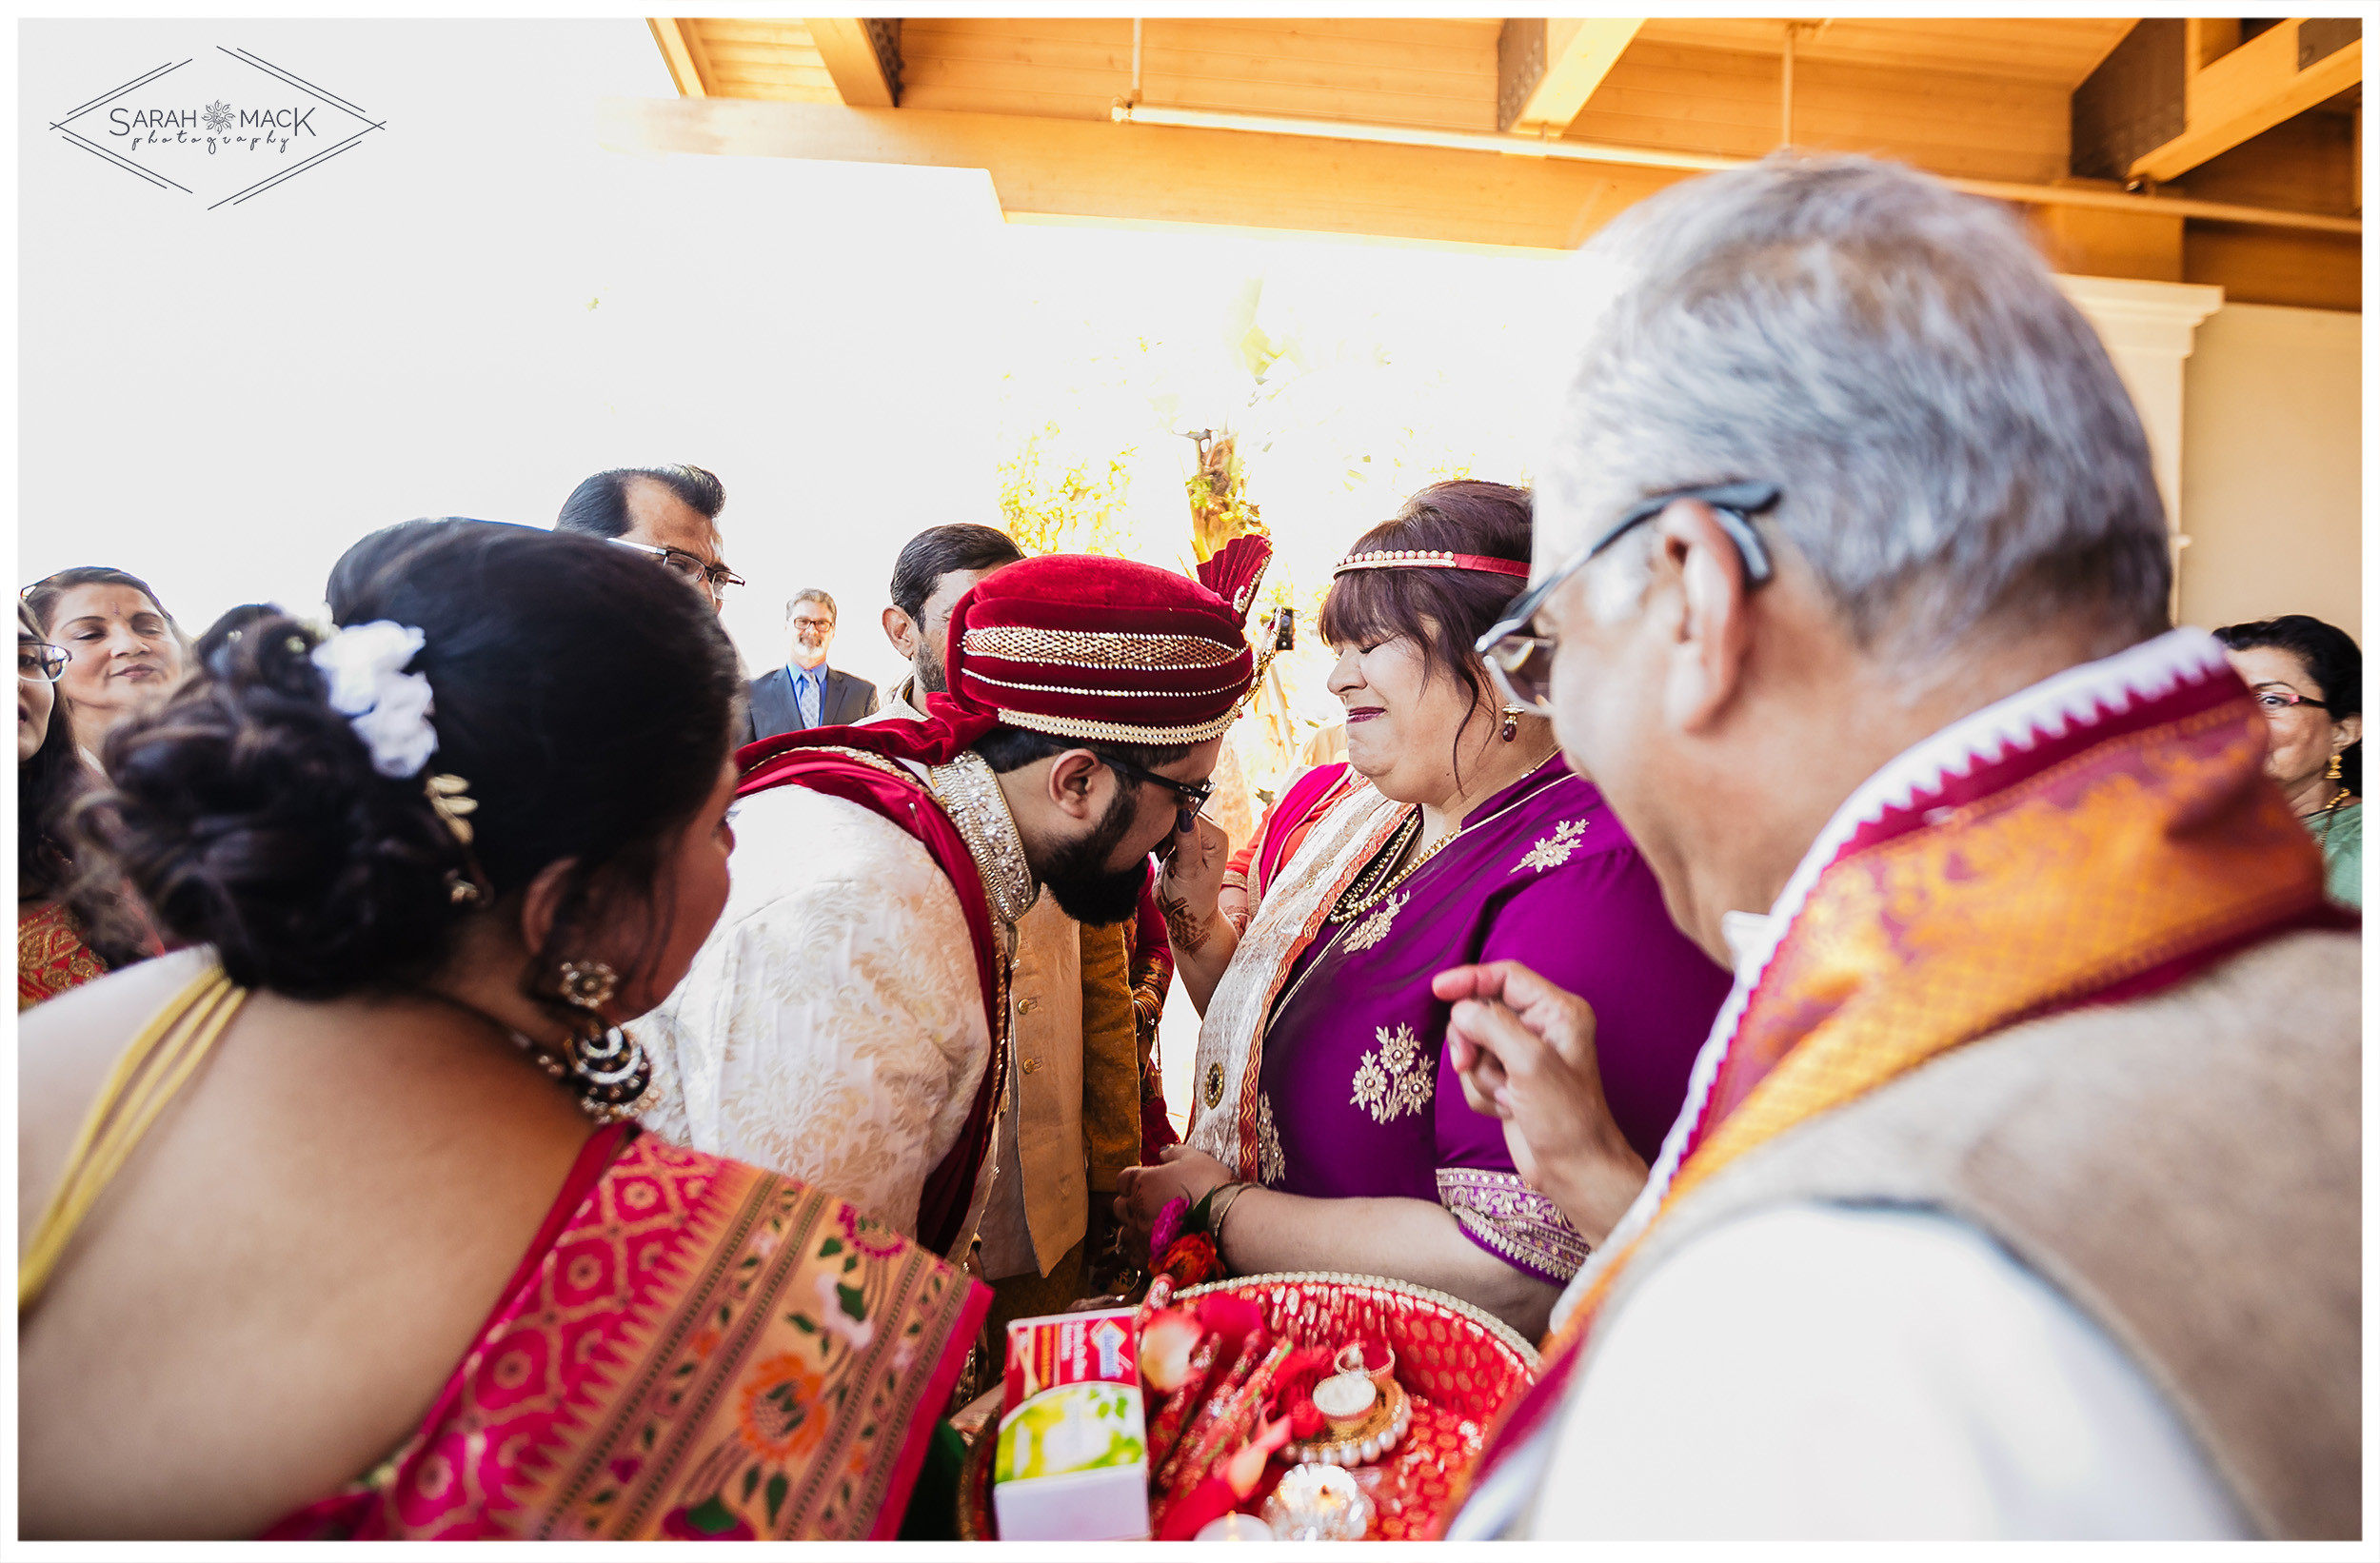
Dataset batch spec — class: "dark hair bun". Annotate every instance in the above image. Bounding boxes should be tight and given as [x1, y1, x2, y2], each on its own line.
[80, 520, 744, 1001]
[90, 615, 467, 998]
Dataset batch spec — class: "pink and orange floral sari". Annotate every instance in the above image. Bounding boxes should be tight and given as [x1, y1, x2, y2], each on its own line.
[268, 1125, 987, 1540]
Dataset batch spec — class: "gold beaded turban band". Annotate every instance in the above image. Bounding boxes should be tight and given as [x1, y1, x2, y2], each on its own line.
[941, 536, 1273, 747]
[1332, 547, 1532, 579]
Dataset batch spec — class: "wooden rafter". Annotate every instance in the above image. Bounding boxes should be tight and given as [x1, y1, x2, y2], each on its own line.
[804, 18, 900, 108]
[1497, 18, 1642, 134]
[648, 18, 710, 98]
[599, 95, 1681, 252]
[2131, 17, 2362, 183]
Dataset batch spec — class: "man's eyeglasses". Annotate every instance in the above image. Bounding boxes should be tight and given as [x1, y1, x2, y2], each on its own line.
[2252, 687, 2330, 715]
[1097, 749, 1214, 836]
[18, 641, 68, 683]
[1476, 481, 1784, 716]
[607, 538, 746, 603]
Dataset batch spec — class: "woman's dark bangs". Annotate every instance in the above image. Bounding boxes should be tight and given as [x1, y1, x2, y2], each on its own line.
[1319, 567, 1417, 650]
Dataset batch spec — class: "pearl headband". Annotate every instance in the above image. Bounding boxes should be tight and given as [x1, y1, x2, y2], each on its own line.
[1331, 548, 1531, 580]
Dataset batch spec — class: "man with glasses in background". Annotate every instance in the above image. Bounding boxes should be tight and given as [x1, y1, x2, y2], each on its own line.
[1439, 154, 2356, 1540]
[633, 549, 1259, 1290]
[745, 588, 879, 742]
[554, 463, 744, 611]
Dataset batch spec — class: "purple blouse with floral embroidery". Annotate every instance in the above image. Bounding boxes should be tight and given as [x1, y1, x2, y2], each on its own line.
[1253, 757, 1732, 1284]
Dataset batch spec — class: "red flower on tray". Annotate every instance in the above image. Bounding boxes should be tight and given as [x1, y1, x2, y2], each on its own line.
[1264, 1345, 1337, 1441]
[1153, 1232, 1221, 1290]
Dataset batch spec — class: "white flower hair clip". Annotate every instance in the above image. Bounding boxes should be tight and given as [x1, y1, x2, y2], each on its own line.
[311, 620, 440, 780]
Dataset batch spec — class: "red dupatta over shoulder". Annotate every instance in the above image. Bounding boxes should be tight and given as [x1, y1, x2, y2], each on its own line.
[732, 722, 1011, 1260]
[1445, 630, 2350, 1535]
[269, 1127, 988, 1540]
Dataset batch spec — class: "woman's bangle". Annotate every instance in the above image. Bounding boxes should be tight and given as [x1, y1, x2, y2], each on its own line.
[1208, 1181, 1254, 1265]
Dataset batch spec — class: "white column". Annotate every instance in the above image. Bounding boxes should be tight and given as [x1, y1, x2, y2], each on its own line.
[2054, 275, 2225, 619]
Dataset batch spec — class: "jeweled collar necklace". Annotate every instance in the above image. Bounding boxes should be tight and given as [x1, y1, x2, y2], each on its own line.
[924, 750, 1039, 926]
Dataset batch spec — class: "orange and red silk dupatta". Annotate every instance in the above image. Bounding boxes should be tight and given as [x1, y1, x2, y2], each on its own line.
[1446, 631, 2348, 1534]
[270, 1128, 987, 1540]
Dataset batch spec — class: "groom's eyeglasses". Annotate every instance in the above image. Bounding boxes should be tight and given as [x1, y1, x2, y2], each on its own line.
[1096, 750, 1213, 837]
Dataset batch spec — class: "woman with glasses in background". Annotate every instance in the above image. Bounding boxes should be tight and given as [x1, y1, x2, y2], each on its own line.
[2216, 615, 2362, 908]
[22, 567, 188, 764]
[1116, 482, 1732, 1336]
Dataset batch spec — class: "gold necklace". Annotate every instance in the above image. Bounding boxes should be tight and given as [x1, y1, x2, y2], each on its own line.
[2307, 783, 2354, 838]
[1326, 745, 1567, 926]
[1329, 810, 1422, 921]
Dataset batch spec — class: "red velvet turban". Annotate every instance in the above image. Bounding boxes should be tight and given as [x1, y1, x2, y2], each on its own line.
[942, 538, 1270, 746]
[739, 538, 1272, 771]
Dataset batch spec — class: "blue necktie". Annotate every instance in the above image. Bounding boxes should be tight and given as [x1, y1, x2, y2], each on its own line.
[795, 670, 821, 728]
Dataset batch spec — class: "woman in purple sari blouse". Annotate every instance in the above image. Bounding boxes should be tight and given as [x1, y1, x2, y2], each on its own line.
[1119, 483, 1732, 1335]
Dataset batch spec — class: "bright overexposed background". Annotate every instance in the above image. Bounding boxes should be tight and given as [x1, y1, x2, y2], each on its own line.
[20, 17, 1609, 1133]
[22, 18, 1592, 695]
[24, 18, 2363, 1127]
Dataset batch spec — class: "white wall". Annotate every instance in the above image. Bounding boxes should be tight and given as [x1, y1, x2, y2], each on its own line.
[2177, 304, 2363, 645]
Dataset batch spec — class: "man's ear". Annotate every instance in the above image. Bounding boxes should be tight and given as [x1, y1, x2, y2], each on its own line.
[882, 605, 919, 659]
[1044, 747, 1106, 823]
[1657, 500, 1755, 734]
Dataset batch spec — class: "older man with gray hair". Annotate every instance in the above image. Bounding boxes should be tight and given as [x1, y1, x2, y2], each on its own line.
[1438, 154, 2357, 1540]
[745, 587, 879, 742]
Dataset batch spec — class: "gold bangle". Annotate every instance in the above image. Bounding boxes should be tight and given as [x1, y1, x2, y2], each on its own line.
[1208, 1181, 1253, 1264]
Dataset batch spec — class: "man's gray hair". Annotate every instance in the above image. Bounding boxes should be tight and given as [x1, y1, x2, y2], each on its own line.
[1544, 153, 2171, 653]
[786, 588, 837, 620]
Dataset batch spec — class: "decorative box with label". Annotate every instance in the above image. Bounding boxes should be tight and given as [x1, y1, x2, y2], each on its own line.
[991, 1308, 1151, 1541]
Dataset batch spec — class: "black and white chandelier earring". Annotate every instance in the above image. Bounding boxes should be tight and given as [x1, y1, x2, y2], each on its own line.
[546, 958, 652, 1122]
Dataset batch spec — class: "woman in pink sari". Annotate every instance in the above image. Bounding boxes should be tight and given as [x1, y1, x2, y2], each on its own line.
[1119, 483, 1732, 1335]
[18, 521, 982, 1539]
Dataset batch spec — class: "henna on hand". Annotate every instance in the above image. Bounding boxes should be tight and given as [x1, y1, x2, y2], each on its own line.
[1160, 884, 1213, 953]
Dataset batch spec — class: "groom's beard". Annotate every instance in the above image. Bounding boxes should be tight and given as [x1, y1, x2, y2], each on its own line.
[1031, 784, 1152, 926]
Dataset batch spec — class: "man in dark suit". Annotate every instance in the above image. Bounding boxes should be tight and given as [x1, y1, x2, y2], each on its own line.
[744, 588, 879, 743]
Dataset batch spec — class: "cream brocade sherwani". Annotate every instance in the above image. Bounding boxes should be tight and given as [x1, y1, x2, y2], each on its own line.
[634, 750, 1028, 1260]
[870, 681, 1087, 1281]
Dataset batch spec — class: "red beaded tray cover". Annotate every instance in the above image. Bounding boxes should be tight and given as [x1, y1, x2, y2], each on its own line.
[958, 1272, 1538, 1541]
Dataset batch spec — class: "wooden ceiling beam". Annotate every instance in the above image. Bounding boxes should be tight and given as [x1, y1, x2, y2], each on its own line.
[596, 92, 2356, 305]
[648, 18, 712, 98]
[598, 94, 1683, 252]
[2130, 18, 2361, 183]
[1497, 18, 1643, 134]
[804, 19, 902, 109]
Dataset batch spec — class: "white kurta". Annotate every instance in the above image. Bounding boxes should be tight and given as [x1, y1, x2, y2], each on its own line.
[1453, 632, 2263, 1541]
[865, 685, 1087, 1282]
[1524, 1204, 2245, 1538]
[634, 782, 996, 1255]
